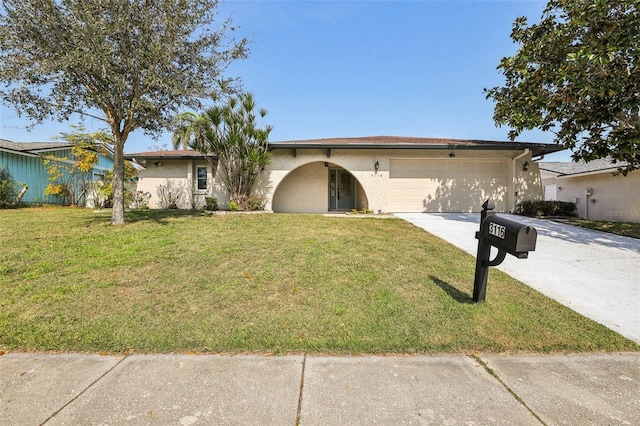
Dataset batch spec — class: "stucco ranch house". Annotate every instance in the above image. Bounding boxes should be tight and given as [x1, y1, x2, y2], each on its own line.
[539, 158, 640, 223]
[125, 136, 562, 214]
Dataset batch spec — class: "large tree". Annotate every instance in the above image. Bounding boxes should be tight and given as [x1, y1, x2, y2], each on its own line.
[0, 0, 247, 224]
[485, 0, 640, 175]
[172, 92, 272, 209]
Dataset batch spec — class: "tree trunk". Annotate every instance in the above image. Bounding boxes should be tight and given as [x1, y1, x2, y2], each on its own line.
[111, 136, 126, 225]
[15, 185, 28, 204]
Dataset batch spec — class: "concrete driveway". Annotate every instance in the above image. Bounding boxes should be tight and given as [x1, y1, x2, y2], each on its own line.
[396, 213, 640, 344]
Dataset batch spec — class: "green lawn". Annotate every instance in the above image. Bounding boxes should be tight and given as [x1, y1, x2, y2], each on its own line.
[572, 219, 640, 239]
[1, 207, 637, 354]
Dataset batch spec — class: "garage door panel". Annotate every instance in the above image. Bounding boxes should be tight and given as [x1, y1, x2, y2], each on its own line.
[447, 162, 463, 171]
[389, 159, 507, 212]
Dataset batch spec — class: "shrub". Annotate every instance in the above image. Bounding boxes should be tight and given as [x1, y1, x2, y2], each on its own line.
[157, 184, 181, 209]
[245, 195, 266, 211]
[0, 166, 19, 208]
[351, 208, 374, 214]
[129, 191, 151, 209]
[204, 196, 219, 211]
[228, 200, 239, 211]
[94, 168, 138, 209]
[515, 200, 577, 217]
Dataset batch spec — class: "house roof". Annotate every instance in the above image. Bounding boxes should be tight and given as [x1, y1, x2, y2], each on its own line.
[538, 158, 627, 177]
[123, 136, 563, 162]
[0, 139, 114, 159]
[124, 150, 216, 161]
[268, 136, 563, 157]
[0, 139, 72, 154]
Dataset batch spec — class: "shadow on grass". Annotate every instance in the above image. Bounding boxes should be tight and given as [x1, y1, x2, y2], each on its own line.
[86, 209, 206, 225]
[430, 275, 474, 304]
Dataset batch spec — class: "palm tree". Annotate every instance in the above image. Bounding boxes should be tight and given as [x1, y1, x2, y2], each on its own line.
[172, 93, 272, 209]
[171, 111, 212, 151]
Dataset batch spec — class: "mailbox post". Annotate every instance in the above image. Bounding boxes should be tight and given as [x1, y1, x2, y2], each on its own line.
[473, 200, 537, 303]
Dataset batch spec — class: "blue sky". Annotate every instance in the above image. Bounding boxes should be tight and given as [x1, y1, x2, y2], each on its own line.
[0, 0, 571, 161]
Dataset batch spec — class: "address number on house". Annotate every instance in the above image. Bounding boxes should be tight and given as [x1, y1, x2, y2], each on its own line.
[488, 222, 506, 239]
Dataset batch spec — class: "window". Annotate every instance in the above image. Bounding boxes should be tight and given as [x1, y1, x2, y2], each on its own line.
[196, 166, 207, 190]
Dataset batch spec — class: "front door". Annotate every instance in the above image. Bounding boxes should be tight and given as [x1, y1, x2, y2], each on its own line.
[329, 169, 355, 211]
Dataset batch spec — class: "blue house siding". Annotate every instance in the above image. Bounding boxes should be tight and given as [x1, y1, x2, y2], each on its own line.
[96, 153, 114, 170]
[0, 141, 114, 205]
[0, 149, 62, 204]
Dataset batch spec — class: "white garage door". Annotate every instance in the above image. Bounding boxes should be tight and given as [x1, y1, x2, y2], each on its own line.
[389, 159, 508, 212]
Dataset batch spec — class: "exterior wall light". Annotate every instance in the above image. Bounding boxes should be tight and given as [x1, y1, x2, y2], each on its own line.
[522, 161, 529, 171]
[374, 161, 380, 172]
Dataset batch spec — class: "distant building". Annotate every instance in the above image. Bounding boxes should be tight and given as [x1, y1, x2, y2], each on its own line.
[539, 159, 640, 223]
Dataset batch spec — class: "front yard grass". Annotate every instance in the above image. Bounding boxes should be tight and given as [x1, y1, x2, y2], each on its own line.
[1, 207, 637, 354]
[572, 219, 640, 239]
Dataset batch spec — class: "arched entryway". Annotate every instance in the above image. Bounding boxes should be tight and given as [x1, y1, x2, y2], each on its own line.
[272, 162, 368, 213]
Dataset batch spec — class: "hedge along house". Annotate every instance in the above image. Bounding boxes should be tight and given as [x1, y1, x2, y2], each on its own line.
[0, 139, 114, 206]
[126, 136, 562, 213]
[539, 158, 640, 223]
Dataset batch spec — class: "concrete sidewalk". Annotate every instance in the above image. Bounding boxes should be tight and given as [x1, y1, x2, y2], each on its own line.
[396, 213, 640, 344]
[1, 352, 639, 425]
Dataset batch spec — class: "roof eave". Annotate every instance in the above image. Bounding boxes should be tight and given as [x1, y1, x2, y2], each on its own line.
[123, 154, 217, 161]
[554, 168, 622, 178]
[26, 146, 72, 154]
[269, 142, 563, 156]
[0, 146, 39, 157]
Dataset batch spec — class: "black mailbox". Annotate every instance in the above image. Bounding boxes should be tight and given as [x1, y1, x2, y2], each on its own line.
[480, 215, 537, 259]
[472, 200, 537, 303]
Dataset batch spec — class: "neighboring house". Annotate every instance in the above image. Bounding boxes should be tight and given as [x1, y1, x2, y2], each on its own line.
[125, 136, 561, 213]
[539, 158, 640, 223]
[0, 139, 114, 206]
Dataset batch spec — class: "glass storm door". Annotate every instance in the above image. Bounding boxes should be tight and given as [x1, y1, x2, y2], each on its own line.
[329, 169, 355, 211]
